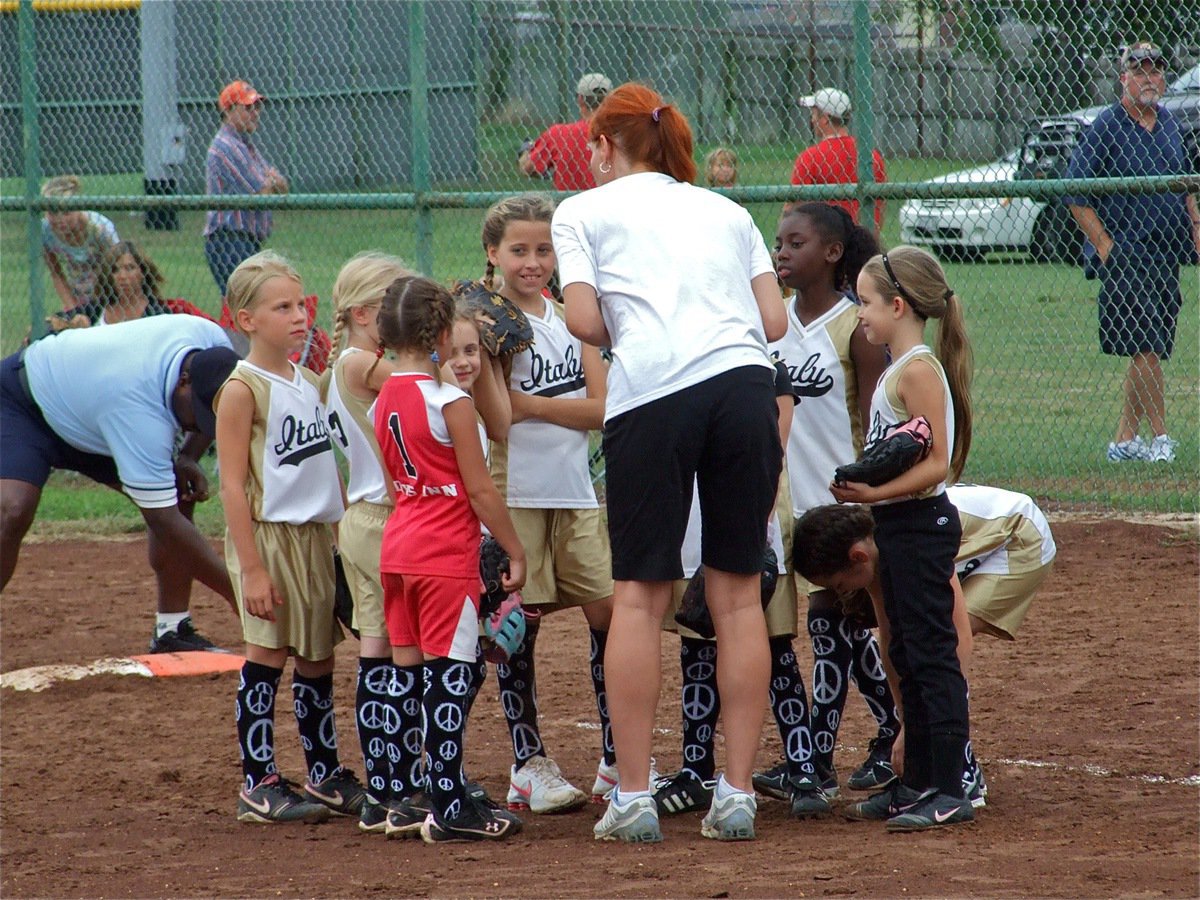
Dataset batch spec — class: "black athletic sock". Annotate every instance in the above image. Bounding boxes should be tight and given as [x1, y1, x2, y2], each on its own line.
[236, 660, 283, 792]
[422, 656, 472, 820]
[355, 656, 395, 804]
[465, 641, 488, 718]
[679, 635, 720, 782]
[589, 627, 616, 766]
[808, 607, 853, 772]
[768, 635, 815, 780]
[292, 671, 342, 786]
[847, 625, 901, 746]
[392, 662, 424, 799]
[496, 613, 544, 767]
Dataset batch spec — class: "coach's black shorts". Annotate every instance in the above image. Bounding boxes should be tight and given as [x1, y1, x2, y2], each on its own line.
[1097, 248, 1182, 359]
[603, 365, 781, 581]
[0, 351, 119, 488]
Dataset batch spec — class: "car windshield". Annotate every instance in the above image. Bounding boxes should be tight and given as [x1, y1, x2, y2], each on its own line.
[1167, 64, 1199, 93]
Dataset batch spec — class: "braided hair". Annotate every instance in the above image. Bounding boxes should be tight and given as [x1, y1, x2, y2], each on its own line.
[372, 275, 455, 384]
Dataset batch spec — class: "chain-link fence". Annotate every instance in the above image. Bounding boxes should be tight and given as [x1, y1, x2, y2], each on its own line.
[2, 0, 1197, 513]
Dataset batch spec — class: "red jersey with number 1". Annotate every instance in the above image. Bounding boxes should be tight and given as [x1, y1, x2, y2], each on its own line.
[375, 372, 480, 578]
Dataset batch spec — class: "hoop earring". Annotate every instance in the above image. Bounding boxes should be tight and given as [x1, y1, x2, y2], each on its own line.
[599, 161, 612, 174]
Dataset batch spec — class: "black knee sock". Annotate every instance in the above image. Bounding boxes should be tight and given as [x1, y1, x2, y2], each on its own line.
[768, 635, 815, 780]
[679, 636, 720, 782]
[236, 660, 283, 792]
[422, 657, 472, 820]
[292, 671, 342, 786]
[496, 614, 544, 767]
[465, 642, 488, 719]
[355, 657, 395, 804]
[392, 662, 424, 799]
[589, 627, 615, 766]
[808, 607, 853, 772]
[847, 625, 901, 745]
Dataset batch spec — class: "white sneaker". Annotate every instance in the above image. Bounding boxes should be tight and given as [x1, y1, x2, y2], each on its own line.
[1107, 435, 1150, 461]
[507, 756, 587, 814]
[591, 757, 661, 801]
[593, 793, 662, 843]
[1149, 434, 1178, 463]
[700, 780, 757, 841]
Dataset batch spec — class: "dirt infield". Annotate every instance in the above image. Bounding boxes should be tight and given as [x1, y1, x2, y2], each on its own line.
[2, 519, 1197, 898]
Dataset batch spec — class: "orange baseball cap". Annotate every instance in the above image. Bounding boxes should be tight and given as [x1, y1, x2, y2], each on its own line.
[218, 80, 263, 112]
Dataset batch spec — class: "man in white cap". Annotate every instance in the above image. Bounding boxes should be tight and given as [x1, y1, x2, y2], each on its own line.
[790, 87, 887, 237]
[519, 73, 612, 191]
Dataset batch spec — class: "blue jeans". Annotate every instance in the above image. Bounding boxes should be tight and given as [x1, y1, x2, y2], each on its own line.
[204, 230, 262, 297]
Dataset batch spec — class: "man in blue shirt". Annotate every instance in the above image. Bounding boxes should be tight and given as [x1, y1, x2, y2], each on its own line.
[1064, 42, 1200, 464]
[0, 316, 240, 652]
[204, 80, 289, 298]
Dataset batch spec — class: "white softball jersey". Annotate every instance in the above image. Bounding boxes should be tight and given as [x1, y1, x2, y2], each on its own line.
[948, 483, 1057, 577]
[326, 348, 390, 506]
[490, 296, 598, 509]
[865, 344, 954, 503]
[223, 360, 343, 525]
[771, 296, 863, 517]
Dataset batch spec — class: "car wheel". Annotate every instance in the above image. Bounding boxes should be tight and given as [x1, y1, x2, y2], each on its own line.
[1031, 205, 1083, 264]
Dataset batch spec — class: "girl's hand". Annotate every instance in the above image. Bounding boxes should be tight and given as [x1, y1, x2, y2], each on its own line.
[501, 554, 526, 594]
[241, 568, 284, 621]
[829, 479, 880, 504]
[891, 725, 905, 776]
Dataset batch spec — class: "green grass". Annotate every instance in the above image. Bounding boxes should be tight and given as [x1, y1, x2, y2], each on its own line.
[4, 138, 1196, 517]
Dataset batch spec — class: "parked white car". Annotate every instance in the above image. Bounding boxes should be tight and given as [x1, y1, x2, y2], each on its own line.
[897, 150, 1050, 262]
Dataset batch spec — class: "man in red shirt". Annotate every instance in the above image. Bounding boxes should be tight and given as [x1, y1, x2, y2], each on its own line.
[519, 73, 611, 192]
[790, 88, 886, 238]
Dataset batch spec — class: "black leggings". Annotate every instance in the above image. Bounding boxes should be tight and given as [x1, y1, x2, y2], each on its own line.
[873, 494, 969, 798]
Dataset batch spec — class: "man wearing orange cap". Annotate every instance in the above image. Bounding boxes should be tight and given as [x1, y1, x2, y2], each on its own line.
[203, 80, 289, 297]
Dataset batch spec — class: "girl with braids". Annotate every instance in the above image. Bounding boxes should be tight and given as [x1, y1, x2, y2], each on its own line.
[215, 251, 363, 825]
[477, 194, 616, 814]
[830, 244, 976, 832]
[372, 275, 526, 843]
[553, 83, 786, 843]
[751, 203, 901, 811]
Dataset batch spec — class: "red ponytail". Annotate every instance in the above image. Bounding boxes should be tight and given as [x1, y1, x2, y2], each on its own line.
[589, 83, 696, 184]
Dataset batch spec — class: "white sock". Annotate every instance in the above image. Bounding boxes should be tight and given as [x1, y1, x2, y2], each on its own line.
[613, 787, 653, 806]
[155, 612, 190, 638]
[714, 774, 750, 800]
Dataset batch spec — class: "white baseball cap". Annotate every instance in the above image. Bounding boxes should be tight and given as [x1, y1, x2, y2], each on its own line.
[798, 87, 852, 117]
[576, 73, 612, 98]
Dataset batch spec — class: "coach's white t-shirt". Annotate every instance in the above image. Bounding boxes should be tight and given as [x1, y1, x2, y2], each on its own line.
[552, 171, 775, 422]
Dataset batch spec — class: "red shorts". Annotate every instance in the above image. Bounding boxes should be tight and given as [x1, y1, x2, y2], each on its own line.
[382, 572, 480, 663]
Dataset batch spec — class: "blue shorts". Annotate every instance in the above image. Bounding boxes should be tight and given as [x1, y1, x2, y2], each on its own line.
[0, 351, 119, 488]
[1097, 248, 1182, 359]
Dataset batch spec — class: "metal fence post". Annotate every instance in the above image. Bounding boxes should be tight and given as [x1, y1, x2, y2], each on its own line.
[852, 0, 875, 225]
[18, 0, 44, 339]
[411, 0, 433, 277]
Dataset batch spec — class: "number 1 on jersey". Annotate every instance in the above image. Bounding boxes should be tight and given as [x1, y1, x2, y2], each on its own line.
[386, 412, 418, 478]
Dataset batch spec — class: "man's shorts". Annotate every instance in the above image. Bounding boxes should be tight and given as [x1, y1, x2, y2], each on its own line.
[227, 520, 342, 661]
[0, 351, 119, 488]
[510, 506, 613, 610]
[338, 500, 390, 639]
[604, 366, 781, 581]
[963, 561, 1053, 641]
[1098, 250, 1182, 358]
[382, 572, 479, 663]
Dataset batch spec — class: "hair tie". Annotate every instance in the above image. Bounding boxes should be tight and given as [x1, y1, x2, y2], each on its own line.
[375, 345, 385, 359]
[651, 106, 663, 123]
[943, 288, 954, 302]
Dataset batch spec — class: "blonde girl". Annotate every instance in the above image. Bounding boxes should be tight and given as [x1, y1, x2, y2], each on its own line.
[481, 194, 617, 814]
[704, 147, 738, 189]
[372, 275, 525, 843]
[215, 250, 363, 825]
[831, 244, 975, 832]
[40, 174, 120, 310]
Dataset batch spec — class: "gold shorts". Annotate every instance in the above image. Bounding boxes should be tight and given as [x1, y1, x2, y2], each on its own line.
[226, 520, 343, 660]
[510, 506, 613, 611]
[962, 561, 1053, 641]
[337, 500, 391, 639]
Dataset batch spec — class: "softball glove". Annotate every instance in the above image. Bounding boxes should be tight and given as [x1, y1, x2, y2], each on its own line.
[452, 280, 535, 358]
[674, 546, 779, 639]
[834, 416, 933, 487]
